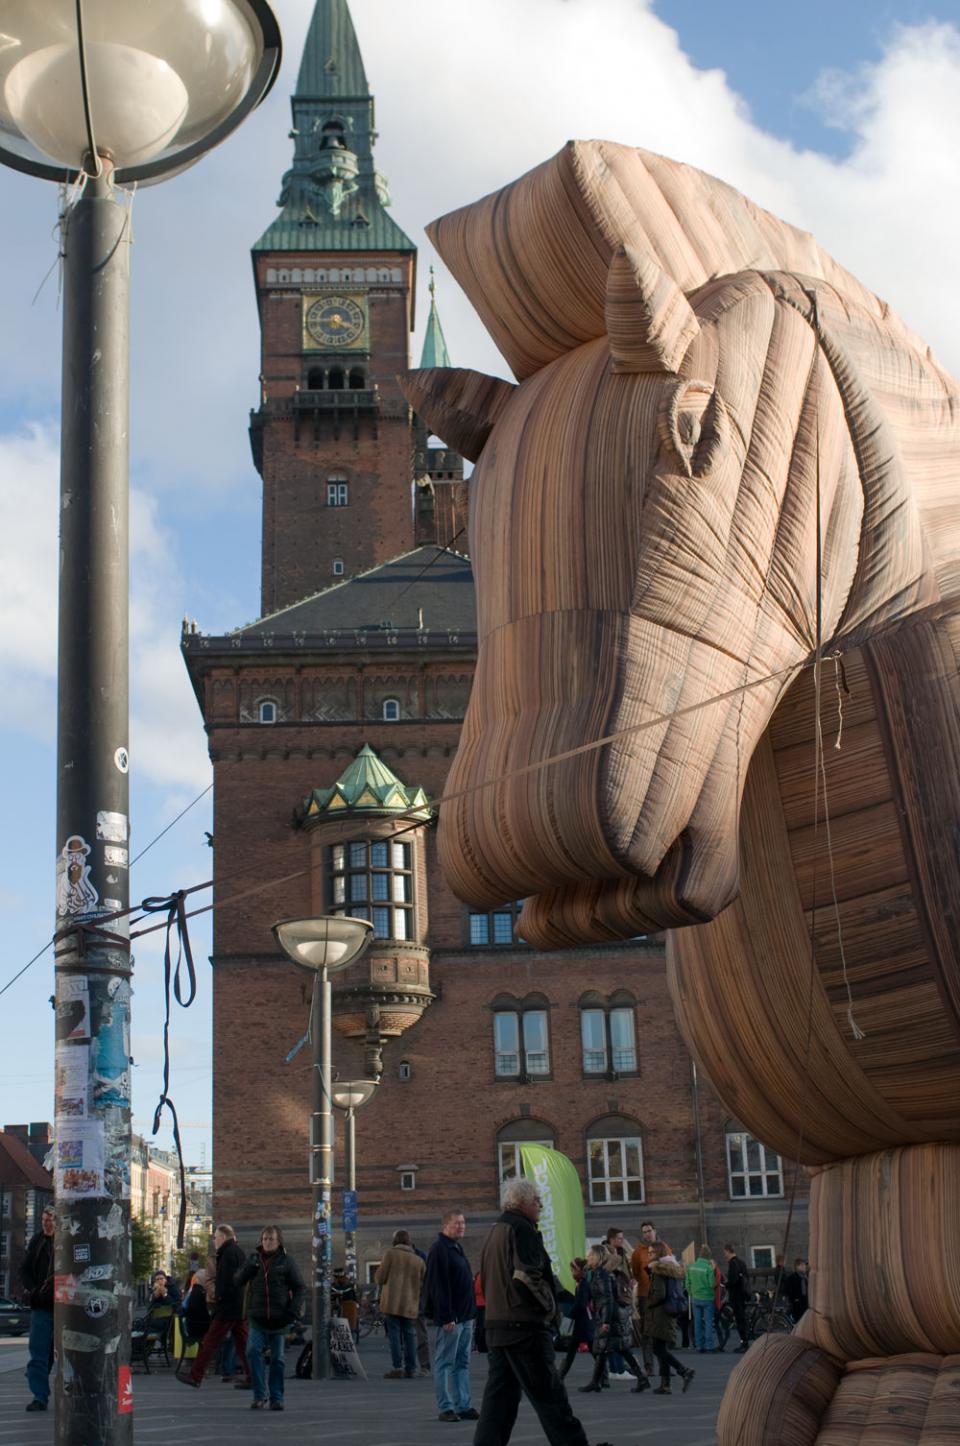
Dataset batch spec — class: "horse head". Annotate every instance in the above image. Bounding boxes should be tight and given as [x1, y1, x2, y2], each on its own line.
[401, 142, 955, 947]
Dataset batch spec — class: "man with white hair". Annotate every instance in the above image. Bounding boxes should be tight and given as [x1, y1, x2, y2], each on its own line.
[473, 1177, 597, 1446]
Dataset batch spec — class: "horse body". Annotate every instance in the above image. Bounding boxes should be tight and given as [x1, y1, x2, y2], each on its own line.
[401, 141, 960, 1442]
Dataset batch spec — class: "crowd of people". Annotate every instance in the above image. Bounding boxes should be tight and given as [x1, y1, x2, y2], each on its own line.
[18, 1197, 808, 1442]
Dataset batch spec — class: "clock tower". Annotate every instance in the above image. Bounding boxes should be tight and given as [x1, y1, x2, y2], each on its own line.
[250, 0, 417, 615]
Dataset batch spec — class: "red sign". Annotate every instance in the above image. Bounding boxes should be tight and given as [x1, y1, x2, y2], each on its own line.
[118, 1365, 133, 1414]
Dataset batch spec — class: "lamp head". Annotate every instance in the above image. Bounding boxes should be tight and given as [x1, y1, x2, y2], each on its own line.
[331, 1080, 378, 1112]
[272, 916, 373, 975]
[0, 0, 281, 184]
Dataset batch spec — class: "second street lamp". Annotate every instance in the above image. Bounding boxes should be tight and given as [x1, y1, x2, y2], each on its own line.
[272, 916, 373, 1380]
[331, 1079, 378, 1285]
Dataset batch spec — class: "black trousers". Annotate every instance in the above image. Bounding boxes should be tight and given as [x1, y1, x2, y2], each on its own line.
[732, 1299, 749, 1344]
[652, 1338, 687, 1381]
[474, 1332, 590, 1446]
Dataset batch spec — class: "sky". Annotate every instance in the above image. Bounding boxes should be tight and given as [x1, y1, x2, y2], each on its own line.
[0, 0, 958, 1165]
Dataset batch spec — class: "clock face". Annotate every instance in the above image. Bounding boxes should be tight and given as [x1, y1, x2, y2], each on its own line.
[305, 294, 365, 348]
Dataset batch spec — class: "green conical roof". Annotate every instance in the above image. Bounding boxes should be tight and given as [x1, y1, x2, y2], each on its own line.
[300, 744, 431, 820]
[253, 0, 415, 255]
[420, 268, 451, 369]
[296, 0, 369, 98]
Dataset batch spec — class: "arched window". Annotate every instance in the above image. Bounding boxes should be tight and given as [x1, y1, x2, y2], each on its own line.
[586, 1115, 644, 1205]
[725, 1126, 783, 1199]
[348, 368, 365, 389]
[257, 700, 277, 724]
[496, 1118, 555, 1184]
[307, 367, 325, 390]
[328, 368, 345, 390]
[579, 993, 638, 1076]
[328, 838, 414, 940]
[491, 993, 550, 1079]
[332, 558, 345, 576]
[382, 698, 400, 721]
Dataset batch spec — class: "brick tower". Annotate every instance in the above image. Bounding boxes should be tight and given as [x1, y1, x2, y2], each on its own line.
[250, 0, 417, 614]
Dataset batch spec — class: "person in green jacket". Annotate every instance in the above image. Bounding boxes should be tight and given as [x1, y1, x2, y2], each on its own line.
[684, 1246, 718, 1352]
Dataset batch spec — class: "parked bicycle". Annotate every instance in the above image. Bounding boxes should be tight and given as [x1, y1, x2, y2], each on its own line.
[716, 1288, 792, 1349]
[356, 1288, 385, 1339]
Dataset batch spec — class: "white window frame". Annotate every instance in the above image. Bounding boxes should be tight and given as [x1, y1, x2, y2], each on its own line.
[750, 1245, 776, 1269]
[257, 699, 277, 724]
[382, 698, 400, 721]
[726, 1131, 784, 1199]
[493, 1008, 549, 1078]
[398, 1060, 412, 1082]
[497, 1138, 553, 1184]
[399, 1171, 416, 1192]
[327, 480, 349, 507]
[587, 1135, 645, 1206]
[332, 558, 345, 576]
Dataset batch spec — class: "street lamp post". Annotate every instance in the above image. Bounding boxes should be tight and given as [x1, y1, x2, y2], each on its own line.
[0, 8, 280, 1443]
[272, 917, 373, 1380]
[332, 1080, 377, 1285]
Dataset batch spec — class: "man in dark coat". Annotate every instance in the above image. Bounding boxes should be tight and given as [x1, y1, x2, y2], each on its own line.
[22, 1206, 55, 1412]
[235, 1225, 305, 1410]
[180, 1224, 251, 1388]
[474, 1177, 592, 1446]
[425, 1209, 476, 1422]
[723, 1244, 752, 1352]
[783, 1259, 809, 1323]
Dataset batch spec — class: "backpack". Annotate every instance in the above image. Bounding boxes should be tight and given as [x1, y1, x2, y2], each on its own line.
[664, 1274, 686, 1317]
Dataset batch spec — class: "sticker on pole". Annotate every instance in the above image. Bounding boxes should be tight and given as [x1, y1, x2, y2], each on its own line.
[56, 837, 99, 917]
[118, 1364, 133, 1413]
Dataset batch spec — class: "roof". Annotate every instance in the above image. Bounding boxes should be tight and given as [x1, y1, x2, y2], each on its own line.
[254, 205, 415, 256]
[420, 270, 451, 368]
[296, 0, 369, 98]
[0, 1131, 53, 1190]
[301, 744, 431, 819]
[235, 546, 476, 637]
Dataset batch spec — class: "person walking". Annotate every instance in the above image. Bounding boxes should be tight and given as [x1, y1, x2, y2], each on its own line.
[425, 1209, 476, 1423]
[578, 1246, 649, 1394]
[412, 1241, 432, 1374]
[684, 1246, 718, 1352]
[783, 1258, 809, 1323]
[234, 1225, 305, 1411]
[629, 1221, 662, 1376]
[180, 1224, 251, 1389]
[642, 1241, 694, 1395]
[557, 1260, 593, 1380]
[22, 1206, 55, 1413]
[474, 1177, 594, 1446]
[723, 1244, 752, 1352]
[376, 1229, 426, 1379]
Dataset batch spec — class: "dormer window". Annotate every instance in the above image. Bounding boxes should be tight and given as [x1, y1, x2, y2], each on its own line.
[382, 698, 400, 721]
[258, 700, 277, 724]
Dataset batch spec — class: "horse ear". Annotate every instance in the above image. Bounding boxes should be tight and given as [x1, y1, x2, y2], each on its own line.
[398, 367, 516, 462]
[606, 245, 700, 374]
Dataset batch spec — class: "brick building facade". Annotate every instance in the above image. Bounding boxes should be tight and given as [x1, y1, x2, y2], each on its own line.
[0, 1125, 53, 1298]
[182, 0, 807, 1279]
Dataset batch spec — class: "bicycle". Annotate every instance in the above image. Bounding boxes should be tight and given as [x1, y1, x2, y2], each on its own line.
[715, 1291, 792, 1349]
[356, 1290, 385, 1339]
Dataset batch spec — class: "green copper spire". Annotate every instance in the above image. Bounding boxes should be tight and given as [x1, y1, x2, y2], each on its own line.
[300, 744, 431, 820]
[296, 0, 369, 98]
[420, 268, 451, 369]
[254, 0, 414, 253]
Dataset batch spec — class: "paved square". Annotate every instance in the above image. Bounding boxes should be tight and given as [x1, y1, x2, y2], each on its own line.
[0, 1334, 745, 1444]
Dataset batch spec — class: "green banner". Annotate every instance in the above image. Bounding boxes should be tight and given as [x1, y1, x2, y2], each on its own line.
[518, 1144, 585, 1296]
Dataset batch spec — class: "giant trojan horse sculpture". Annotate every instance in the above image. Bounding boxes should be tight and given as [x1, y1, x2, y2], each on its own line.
[400, 141, 960, 1443]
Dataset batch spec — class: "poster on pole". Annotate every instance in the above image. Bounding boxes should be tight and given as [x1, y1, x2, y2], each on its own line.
[519, 1144, 585, 1296]
[330, 1316, 366, 1379]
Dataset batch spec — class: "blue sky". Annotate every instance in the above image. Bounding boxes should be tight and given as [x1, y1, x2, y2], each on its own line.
[0, 0, 958, 1165]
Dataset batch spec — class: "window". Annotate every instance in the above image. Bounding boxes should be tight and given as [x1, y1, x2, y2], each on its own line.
[493, 999, 550, 1078]
[327, 479, 349, 507]
[328, 367, 345, 390]
[307, 366, 324, 389]
[258, 699, 277, 724]
[329, 838, 414, 940]
[399, 1171, 416, 1192]
[349, 368, 365, 389]
[382, 698, 400, 721]
[751, 1246, 776, 1269]
[587, 1124, 644, 1205]
[332, 558, 344, 576]
[496, 1122, 554, 1184]
[398, 1059, 411, 1082]
[726, 1130, 783, 1198]
[579, 1001, 637, 1075]
[469, 900, 525, 946]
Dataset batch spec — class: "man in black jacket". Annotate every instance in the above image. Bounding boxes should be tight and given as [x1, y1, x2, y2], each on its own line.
[235, 1226, 305, 1411]
[181, 1224, 251, 1388]
[425, 1209, 476, 1422]
[22, 1207, 55, 1413]
[474, 1179, 591, 1446]
[723, 1245, 752, 1352]
[783, 1259, 809, 1323]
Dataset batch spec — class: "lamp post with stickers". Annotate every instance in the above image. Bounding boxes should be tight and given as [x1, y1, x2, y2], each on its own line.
[0, 7, 280, 1442]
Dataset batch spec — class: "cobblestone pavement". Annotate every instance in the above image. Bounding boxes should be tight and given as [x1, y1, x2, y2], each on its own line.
[0, 1334, 745, 1444]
